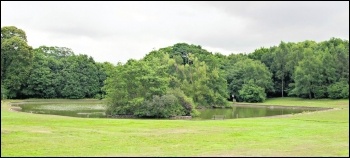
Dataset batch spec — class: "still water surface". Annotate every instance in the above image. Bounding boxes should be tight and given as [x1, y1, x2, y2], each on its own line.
[194, 104, 324, 120]
[14, 102, 327, 120]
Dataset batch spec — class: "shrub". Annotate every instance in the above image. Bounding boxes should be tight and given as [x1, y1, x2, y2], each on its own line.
[166, 88, 198, 116]
[328, 81, 349, 99]
[1, 84, 8, 100]
[238, 81, 266, 103]
[134, 94, 186, 118]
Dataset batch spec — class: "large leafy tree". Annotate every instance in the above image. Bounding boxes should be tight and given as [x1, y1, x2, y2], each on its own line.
[58, 54, 100, 99]
[1, 26, 27, 42]
[290, 51, 324, 99]
[21, 45, 102, 99]
[22, 49, 57, 98]
[165, 51, 228, 107]
[227, 58, 273, 102]
[105, 57, 169, 116]
[96, 62, 115, 99]
[271, 42, 291, 97]
[238, 80, 266, 103]
[325, 38, 349, 82]
[105, 48, 229, 118]
[1, 26, 33, 98]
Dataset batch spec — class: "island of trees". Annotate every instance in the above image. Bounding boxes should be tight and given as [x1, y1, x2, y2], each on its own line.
[1, 26, 348, 118]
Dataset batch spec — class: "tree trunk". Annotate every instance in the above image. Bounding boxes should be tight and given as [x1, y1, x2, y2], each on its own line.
[281, 77, 284, 97]
[309, 91, 312, 99]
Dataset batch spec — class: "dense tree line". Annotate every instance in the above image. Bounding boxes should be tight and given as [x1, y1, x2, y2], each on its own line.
[1, 26, 112, 99]
[1, 26, 349, 118]
[247, 39, 349, 99]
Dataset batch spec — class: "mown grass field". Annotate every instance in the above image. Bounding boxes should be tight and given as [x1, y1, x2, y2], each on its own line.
[1, 98, 349, 157]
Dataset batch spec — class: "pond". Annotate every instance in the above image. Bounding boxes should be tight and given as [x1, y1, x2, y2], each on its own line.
[12, 100, 106, 118]
[194, 104, 328, 120]
[12, 101, 329, 120]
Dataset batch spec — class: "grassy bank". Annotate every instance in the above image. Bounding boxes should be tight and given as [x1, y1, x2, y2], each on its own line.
[1, 98, 349, 156]
[251, 97, 348, 108]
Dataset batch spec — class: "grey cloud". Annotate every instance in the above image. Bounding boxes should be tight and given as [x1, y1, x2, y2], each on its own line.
[1, 1, 348, 63]
[191, 1, 349, 52]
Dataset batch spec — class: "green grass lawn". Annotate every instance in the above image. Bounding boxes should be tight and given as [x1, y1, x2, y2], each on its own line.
[1, 98, 349, 157]
[240, 97, 349, 108]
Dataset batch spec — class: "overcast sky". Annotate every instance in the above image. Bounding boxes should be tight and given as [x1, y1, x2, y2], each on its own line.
[1, 1, 349, 64]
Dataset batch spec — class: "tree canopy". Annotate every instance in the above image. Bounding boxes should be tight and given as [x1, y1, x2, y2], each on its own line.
[1, 26, 349, 118]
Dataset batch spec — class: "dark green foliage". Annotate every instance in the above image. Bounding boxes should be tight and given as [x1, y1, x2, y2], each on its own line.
[271, 42, 291, 97]
[134, 94, 186, 118]
[20, 46, 103, 99]
[1, 26, 33, 98]
[226, 58, 273, 102]
[105, 56, 170, 116]
[21, 50, 57, 98]
[166, 88, 198, 116]
[238, 80, 266, 103]
[105, 48, 227, 117]
[289, 52, 323, 99]
[95, 62, 115, 99]
[1, 84, 8, 99]
[167, 51, 229, 107]
[163, 43, 219, 69]
[249, 38, 348, 99]
[328, 81, 349, 99]
[103, 38, 348, 117]
[146, 48, 229, 108]
[1, 26, 27, 42]
[248, 47, 269, 61]
[2, 26, 349, 118]
[63, 54, 100, 98]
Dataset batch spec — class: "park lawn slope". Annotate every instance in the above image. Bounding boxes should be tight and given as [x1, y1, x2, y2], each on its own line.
[1, 98, 349, 157]
[249, 97, 348, 108]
